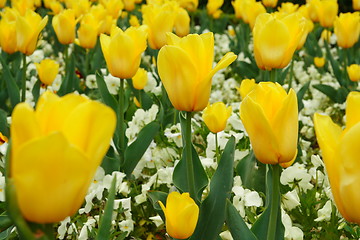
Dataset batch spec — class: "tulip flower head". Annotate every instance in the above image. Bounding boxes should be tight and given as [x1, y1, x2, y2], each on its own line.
[176, 0, 198, 11]
[314, 92, 360, 224]
[35, 59, 60, 86]
[354, 0, 360, 10]
[159, 192, 199, 239]
[207, 0, 224, 18]
[16, 9, 48, 55]
[314, 57, 325, 68]
[237, 78, 257, 100]
[334, 12, 360, 49]
[10, 91, 116, 223]
[157, 32, 237, 112]
[240, 82, 298, 167]
[347, 64, 360, 82]
[100, 25, 148, 79]
[202, 102, 232, 133]
[174, 7, 190, 37]
[314, 0, 338, 28]
[132, 68, 148, 90]
[262, 0, 278, 8]
[52, 9, 77, 45]
[0, 8, 18, 54]
[253, 12, 306, 70]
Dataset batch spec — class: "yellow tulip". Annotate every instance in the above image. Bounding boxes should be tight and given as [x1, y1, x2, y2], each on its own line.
[314, 57, 325, 68]
[0, 0, 6, 7]
[142, 2, 177, 49]
[35, 59, 60, 86]
[0, 132, 8, 145]
[52, 9, 76, 45]
[232, 0, 254, 22]
[314, 92, 360, 224]
[49, 1, 64, 14]
[176, 0, 198, 12]
[308, 0, 320, 22]
[100, 25, 147, 79]
[129, 15, 140, 27]
[157, 32, 237, 112]
[174, 7, 190, 37]
[253, 12, 305, 70]
[123, 0, 136, 11]
[202, 102, 232, 133]
[207, 0, 223, 16]
[354, 0, 360, 10]
[10, 91, 116, 223]
[159, 192, 199, 239]
[320, 29, 332, 42]
[262, 0, 278, 8]
[76, 14, 100, 49]
[65, 0, 91, 18]
[16, 9, 48, 55]
[0, 8, 18, 54]
[12, 0, 36, 15]
[347, 64, 360, 82]
[240, 82, 298, 167]
[334, 12, 360, 49]
[278, 2, 299, 13]
[247, 1, 266, 29]
[297, 17, 313, 50]
[315, 0, 338, 28]
[100, 0, 124, 19]
[237, 78, 256, 99]
[132, 68, 148, 90]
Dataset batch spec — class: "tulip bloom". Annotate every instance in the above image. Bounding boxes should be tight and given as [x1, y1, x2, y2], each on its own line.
[100, 25, 147, 79]
[0, 8, 18, 54]
[253, 13, 305, 70]
[314, 57, 325, 68]
[52, 9, 77, 45]
[207, 0, 223, 17]
[237, 78, 256, 99]
[314, 92, 360, 224]
[278, 2, 299, 13]
[347, 64, 360, 82]
[159, 192, 199, 239]
[35, 59, 60, 86]
[76, 13, 100, 49]
[262, 0, 278, 8]
[176, 0, 198, 12]
[334, 12, 360, 49]
[174, 7, 190, 37]
[240, 82, 298, 167]
[10, 91, 116, 223]
[16, 9, 48, 55]
[157, 32, 236, 112]
[132, 68, 148, 90]
[202, 102, 232, 133]
[315, 0, 338, 28]
[354, 0, 360, 10]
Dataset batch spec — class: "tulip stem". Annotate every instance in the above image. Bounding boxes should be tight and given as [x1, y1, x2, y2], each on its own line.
[287, 60, 294, 92]
[21, 54, 27, 102]
[215, 133, 220, 163]
[119, 78, 125, 167]
[185, 111, 196, 200]
[269, 69, 277, 83]
[267, 164, 281, 240]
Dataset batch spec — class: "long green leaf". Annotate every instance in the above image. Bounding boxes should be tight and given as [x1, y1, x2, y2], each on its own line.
[58, 54, 75, 96]
[0, 55, 20, 108]
[189, 137, 235, 240]
[95, 72, 118, 114]
[96, 176, 116, 240]
[297, 81, 310, 112]
[147, 191, 168, 220]
[225, 199, 258, 240]
[123, 121, 160, 176]
[0, 109, 9, 137]
[324, 42, 343, 87]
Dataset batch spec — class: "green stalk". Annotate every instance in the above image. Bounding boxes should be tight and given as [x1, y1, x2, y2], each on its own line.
[21, 54, 27, 102]
[215, 132, 220, 163]
[84, 49, 90, 77]
[269, 69, 277, 83]
[118, 79, 125, 167]
[287, 59, 294, 93]
[267, 164, 281, 240]
[185, 111, 196, 200]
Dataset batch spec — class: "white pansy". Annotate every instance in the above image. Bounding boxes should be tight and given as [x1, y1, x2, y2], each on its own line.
[119, 219, 134, 235]
[282, 210, 304, 240]
[282, 190, 301, 211]
[85, 74, 97, 89]
[315, 200, 332, 222]
[280, 163, 313, 192]
[57, 217, 71, 239]
[164, 123, 182, 148]
[104, 74, 120, 95]
[51, 75, 62, 91]
[149, 215, 164, 227]
[244, 191, 262, 207]
[78, 217, 96, 240]
[220, 230, 234, 240]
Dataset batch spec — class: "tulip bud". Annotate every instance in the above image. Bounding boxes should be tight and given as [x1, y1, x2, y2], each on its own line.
[174, 7, 190, 37]
[129, 15, 140, 27]
[334, 12, 360, 49]
[157, 32, 237, 112]
[207, 0, 224, 17]
[314, 57, 325, 68]
[237, 78, 257, 100]
[132, 68, 148, 90]
[35, 59, 60, 86]
[315, 0, 338, 28]
[240, 82, 298, 167]
[202, 102, 232, 133]
[347, 64, 360, 82]
[314, 92, 360, 224]
[262, 0, 278, 8]
[52, 9, 76, 45]
[159, 192, 199, 239]
[101, 0, 124, 19]
[10, 91, 116, 223]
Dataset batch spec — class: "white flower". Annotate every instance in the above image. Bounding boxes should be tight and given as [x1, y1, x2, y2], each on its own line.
[104, 74, 120, 95]
[220, 230, 234, 240]
[280, 163, 313, 192]
[85, 74, 97, 89]
[282, 190, 300, 211]
[51, 75, 62, 92]
[164, 123, 182, 147]
[315, 200, 332, 222]
[149, 215, 164, 227]
[119, 219, 134, 235]
[282, 210, 304, 240]
[57, 217, 71, 239]
[78, 217, 97, 240]
[244, 191, 262, 207]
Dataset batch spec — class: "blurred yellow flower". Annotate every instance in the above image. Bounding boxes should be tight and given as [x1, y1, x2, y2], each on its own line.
[176, 0, 198, 11]
[129, 15, 140, 27]
[174, 7, 190, 37]
[10, 91, 116, 223]
[354, 0, 360, 10]
[347, 64, 360, 82]
[278, 2, 299, 13]
[159, 192, 199, 239]
[207, 0, 223, 17]
[52, 9, 77, 45]
[100, 0, 124, 19]
[16, 9, 48, 55]
[203, 102, 232, 133]
[35, 59, 59, 86]
[240, 82, 298, 167]
[157, 32, 236, 112]
[0, 8, 18, 54]
[100, 25, 148, 79]
[314, 0, 338, 28]
[314, 92, 360, 224]
[76, 13, 100, 49]
[314, 57, 325, 68]
[262, 0, 278, 8]
[237, 78, 256, 99]
[253, 12, 305, 70]
[132, 68, 148, 90]
[334, 12, 360, 49]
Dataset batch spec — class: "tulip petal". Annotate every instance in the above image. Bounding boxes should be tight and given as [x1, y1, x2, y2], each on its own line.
[345, 91, 360, 132]
[240, 97, 280, 164]
[12, 132, 91, 223]
[158, 45, 198, 111]
[208, 52, 237, 79]
[272, 89, 298, 164]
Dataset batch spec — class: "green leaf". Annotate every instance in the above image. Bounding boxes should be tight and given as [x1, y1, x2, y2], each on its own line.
[297, 81, 310, 112]
[95, 72, 118, 113]
[236, 151, 266, 194]
[278, 66, 290, 85]
[324, 42, 343, 87]
[96, 176, 116, 240]
[101, 156, 120, 174]
[189, 137, 235, 240]
[0, 109, 9, 137]
[225, 199, 258, 240]
[31, 80, 41, 104]
[58, 54, 76, 96]
[0, 55, 20, 108]
[313, 84, 348, 103]
[147, 191, 168, 220]
[123, 121, 160, 176]
[251, 166, 284, 240]
[0, 215, 12, 232]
